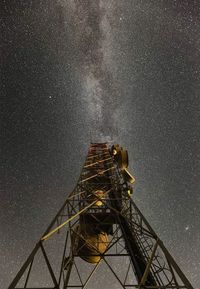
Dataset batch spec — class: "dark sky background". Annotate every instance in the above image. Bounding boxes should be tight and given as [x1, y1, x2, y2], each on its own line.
[1, 0, 200, 288]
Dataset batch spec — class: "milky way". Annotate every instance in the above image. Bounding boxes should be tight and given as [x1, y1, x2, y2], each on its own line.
[59, 0, 123, 142]
[1, 1, 200, 288]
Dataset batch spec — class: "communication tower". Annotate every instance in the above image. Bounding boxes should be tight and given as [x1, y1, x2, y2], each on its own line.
[8, 143, 194, 289]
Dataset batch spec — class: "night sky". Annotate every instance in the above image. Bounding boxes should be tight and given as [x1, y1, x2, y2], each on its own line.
[1, 0, 200, 288]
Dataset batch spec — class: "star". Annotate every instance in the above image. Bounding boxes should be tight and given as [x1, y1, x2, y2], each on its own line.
[185, 225, 190, 231]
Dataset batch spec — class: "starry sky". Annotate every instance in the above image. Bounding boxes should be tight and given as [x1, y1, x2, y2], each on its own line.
[1, 0, 200, 288]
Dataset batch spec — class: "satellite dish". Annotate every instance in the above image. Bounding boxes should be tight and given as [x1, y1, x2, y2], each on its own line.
[72, 224, 109, 264]
[122, 168, 135, 184]
[118, 150, 129, 169]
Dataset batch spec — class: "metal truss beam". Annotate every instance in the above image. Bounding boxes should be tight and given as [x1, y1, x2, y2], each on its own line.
[8, 143, 194, 289]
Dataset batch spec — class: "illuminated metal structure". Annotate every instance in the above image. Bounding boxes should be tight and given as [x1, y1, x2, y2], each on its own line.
[9, 143, 194, 289]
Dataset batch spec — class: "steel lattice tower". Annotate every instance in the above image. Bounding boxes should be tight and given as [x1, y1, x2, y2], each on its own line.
[8, 143, 194, 289]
